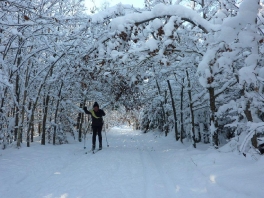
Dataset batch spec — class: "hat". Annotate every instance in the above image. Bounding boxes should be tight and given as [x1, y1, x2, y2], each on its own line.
[93, 102, 99, 108]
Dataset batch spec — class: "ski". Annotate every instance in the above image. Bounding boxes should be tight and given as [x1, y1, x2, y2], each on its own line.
[93, 149, 102, 154]
[85, 149, 93, 154]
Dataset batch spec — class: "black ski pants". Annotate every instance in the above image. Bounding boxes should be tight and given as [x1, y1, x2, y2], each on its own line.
[92, 125, 102, 146]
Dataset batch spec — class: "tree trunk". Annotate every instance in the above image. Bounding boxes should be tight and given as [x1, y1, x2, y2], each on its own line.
[41, 94, 50, 145]
[77, 109, 81, 141]
[38, 118, 42, 136]
[41, 97, 46, 145]
[164, 90, 169, 136]
[38, 108, 42, 136]
[31, 121, 34, 142]
[15, 16, 23, 147]
[167, 80, 179, 140]
[15, 69, 22, 146]
[53, 82, 63, 145]
[186, 70, 196, 148]
[155, 79, 166, 133]
[244, 100, 253, 122]
[27, 101, 31, 147]
[180, 77, 184, 143]
[208, 87, 218, 148]
[20, 66, 30, 147]
[0, 88, 8, 134]
[78, 101, 85, 142]
[14, 106, 19, 143]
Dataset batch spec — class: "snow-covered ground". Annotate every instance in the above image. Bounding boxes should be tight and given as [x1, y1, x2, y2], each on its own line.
[0, 126, 263, 198]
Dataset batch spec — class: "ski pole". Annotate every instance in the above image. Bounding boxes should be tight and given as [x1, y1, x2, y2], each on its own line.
[83, 125, 89, 149]
[83, 132, 86, 149]
[104, 124, 109, 147]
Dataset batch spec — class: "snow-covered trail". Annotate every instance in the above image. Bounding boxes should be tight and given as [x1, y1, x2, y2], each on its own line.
[0, 127, 263, 198]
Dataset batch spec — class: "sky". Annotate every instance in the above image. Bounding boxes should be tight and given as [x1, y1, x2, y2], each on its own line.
[84, 0, 145, 11]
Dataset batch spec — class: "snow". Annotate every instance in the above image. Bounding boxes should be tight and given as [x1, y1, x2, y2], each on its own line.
[0, 127, 263, 198]
[109, 4, 220, 33]
[0, 45, 5, 52]
[11, 28, 19, 35]
[146, 38, 158, 51]
[197, 0, 261, 88]
[217, 0, 259, 43]
[244, 54, 259, 67]
[91, 4, 134, 23]
[151, 18, 163, 30]
[10, 28, 22, 36]
[164, 16, 178, 37]
[239, 66, 257, 85]
[197, 47, 217, 88]
[239, 122, 264, 153]
[110, 50, 123, 60]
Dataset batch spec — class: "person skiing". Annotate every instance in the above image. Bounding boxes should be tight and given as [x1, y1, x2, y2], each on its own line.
[83, 102, 106, 150]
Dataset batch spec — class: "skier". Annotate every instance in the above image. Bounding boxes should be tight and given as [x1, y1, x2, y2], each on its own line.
[83, 102, 106, 150]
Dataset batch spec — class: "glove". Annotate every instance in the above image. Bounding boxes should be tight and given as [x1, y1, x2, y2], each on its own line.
[83, 106, 87, 111]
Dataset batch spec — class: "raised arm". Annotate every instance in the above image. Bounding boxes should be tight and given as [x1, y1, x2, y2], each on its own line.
[83, 106, 91, 115]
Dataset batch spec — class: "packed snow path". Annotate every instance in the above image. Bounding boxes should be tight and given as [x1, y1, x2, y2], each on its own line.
[0, 126, 263, 198]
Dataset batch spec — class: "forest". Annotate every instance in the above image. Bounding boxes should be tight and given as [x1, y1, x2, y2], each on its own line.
[0, 0, 264, 155]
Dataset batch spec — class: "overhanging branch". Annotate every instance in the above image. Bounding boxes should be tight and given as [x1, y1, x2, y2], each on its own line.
[135, 16, 208, 33]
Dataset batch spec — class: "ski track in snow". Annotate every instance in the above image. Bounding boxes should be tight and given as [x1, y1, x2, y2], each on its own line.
[0, 126, 263, 198]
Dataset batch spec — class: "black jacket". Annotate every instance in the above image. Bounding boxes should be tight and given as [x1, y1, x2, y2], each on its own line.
[83, 107, 105, 126]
